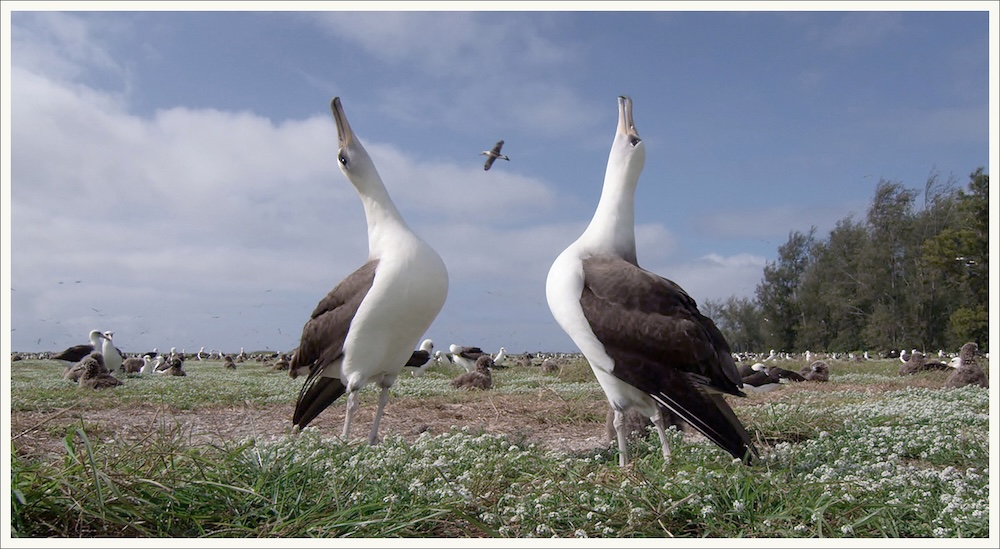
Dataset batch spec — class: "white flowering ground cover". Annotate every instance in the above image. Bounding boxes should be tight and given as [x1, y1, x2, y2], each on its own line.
[8, 356, 992, 538]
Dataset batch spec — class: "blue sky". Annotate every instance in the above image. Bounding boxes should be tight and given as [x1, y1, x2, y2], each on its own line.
[3, 3, 996, 357]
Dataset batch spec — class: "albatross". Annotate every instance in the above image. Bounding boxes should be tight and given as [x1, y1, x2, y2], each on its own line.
[290, 97, 449, 444]
[480, 140, 509, 171]
[545, 95, 756, 466]
[404, 338, 436, 377]
[52, 329, 106, 367]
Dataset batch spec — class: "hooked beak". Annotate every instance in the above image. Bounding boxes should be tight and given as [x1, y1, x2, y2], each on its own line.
[617, 95, 639, 141]
[330, 97, 353, 148]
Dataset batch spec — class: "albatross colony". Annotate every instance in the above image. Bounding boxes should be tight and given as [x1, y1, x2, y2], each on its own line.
[289, 97, 449, 445]
[545, 95, 756, 467]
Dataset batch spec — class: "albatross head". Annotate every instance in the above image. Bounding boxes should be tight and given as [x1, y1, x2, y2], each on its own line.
[606, 95, 646, 185]
[331, 97, 380, 192]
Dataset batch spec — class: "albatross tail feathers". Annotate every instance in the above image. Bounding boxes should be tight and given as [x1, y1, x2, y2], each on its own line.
[650, 390, 757, 464]
[292, 365, 347, 429]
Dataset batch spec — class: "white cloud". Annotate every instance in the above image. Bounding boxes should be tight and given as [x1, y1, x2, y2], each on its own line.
[311, 12, 575, 77]
[7, 45, 581, 353]
[646, 252, 768, 305]
[10, 12, 126, 83]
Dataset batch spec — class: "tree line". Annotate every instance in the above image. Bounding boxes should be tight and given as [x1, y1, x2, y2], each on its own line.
[703, 167, 989, 355]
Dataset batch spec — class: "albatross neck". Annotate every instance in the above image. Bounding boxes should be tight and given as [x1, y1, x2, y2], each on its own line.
[356, 177, 416, 256]
[580, 166, 638, 263]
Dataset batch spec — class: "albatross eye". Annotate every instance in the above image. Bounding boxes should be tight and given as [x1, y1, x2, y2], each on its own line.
[629, 136, 642, 146]
[338, 153, 348, 166]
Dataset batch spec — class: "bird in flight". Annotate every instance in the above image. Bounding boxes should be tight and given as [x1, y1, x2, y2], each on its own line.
[480, 140, 509, 171]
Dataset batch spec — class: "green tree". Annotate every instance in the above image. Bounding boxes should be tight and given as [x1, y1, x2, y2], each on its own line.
[702, 296, 763, 353]
[921, 168, 989, 350]
[755, 228, 815, 352]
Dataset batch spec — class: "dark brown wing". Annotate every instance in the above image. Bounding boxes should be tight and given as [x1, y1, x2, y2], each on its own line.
[291, 260, 378, 428]
[405, 350, 431, 367]
[53, 344, 95, 363]
[483, 155, 497, 170]
[580, 255, 755, 462]
[491, 140, 504, 155]
[581, 255, 743, 394]
[291, 260, 378, 374]
[458, 347, 485, 360]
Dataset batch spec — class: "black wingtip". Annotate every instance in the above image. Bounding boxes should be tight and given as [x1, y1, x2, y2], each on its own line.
[292, 376, 347, 429]
[651, 391, 757, 465]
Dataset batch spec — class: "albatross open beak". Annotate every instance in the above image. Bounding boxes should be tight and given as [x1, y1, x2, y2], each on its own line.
[617, 95, 640, 142]
[330, 97, 353, 148]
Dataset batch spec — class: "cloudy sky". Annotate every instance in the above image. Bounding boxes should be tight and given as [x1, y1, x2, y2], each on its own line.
[3, 4, 994, 356]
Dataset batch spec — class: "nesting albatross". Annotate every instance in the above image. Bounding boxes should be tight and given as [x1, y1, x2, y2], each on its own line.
[290, 97, 449, 445]
[545, 95, 756, 466]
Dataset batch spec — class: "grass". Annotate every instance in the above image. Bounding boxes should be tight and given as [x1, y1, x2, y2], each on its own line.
[8, 356, 992, 538]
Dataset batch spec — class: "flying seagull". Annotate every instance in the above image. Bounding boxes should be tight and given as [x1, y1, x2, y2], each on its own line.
[480, 140, 509, 171]
[545, 95, 757, 467]
[290, 97, 449, 444]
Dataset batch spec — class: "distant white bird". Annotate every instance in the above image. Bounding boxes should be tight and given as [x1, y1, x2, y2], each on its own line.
[152, 355, 169, 374]
[101, 331, 125, 374]
[480, 140, 509, 171]
[139, 355, 155, 375]
[405, 339, 436, 377]
[492, 346, 507, 367]
[545, 95, 755, 466]
[449, 344, 487, 373]
[290, 97, 449, 445]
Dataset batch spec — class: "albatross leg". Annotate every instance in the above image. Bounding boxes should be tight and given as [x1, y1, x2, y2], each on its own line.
[613, 409, 631, 467]
[342, 391, 359, 441]
[368, 384, 391, 445]
[651, 409, 672, 462]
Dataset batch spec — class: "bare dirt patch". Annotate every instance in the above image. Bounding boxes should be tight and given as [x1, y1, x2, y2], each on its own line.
[11, 394, 615, 461]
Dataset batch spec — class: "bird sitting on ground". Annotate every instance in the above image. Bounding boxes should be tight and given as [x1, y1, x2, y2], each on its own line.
[480, 140, 509, 171]
[451, 355, 494, 390]
[165, 356, 187, 376]
[767, 365, 806, 382]
[541, 358, 560, 374]
[121, 355, 145, 374]
[799, 360, 830, 382]
[271, 354, 289, 371]
[737, 362, 764, 378]
[945, 342, 988, 388]
[223, 354, 237, 370]
[899, 349, 925, 376]
[78, 352, 124, 390]
[740, 363, 785, 393]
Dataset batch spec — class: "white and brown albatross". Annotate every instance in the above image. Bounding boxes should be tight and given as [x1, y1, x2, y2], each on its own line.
[290, 97, 449, 445]
[404, 338, 436, 377]
[52, 329, 106, 367]
[545, 95, 756, 467]
[480, 140, 509, 171]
